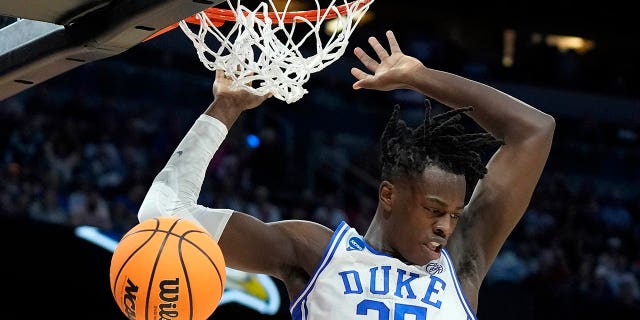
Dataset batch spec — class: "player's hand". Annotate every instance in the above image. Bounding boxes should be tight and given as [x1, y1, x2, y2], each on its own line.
[351, 30, 424, 91]
[212, 69, 272, 111]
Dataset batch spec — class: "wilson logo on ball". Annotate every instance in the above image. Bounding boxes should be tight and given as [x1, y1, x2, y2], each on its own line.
[158, 278, 180, 319]
[123, 278, 139, 319]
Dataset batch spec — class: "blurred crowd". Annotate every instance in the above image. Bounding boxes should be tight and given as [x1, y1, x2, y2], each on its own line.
[1, 29, 639, 317]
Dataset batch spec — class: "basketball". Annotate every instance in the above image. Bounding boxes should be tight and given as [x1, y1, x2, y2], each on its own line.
[110, 217, 226, 320]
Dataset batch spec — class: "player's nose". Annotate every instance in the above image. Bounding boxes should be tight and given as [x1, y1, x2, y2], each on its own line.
[434, 216, 453, 238]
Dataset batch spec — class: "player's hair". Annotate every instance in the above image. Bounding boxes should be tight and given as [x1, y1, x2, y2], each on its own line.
[379, 100, 504, 189]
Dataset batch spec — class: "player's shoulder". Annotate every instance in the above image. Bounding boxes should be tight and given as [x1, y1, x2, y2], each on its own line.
[272, 220, 336, 283]
[273, 219, 334, 232]
[270, 219, 335, 245]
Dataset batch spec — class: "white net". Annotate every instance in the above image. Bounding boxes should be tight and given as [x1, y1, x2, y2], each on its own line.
[178, 0, 374, 103]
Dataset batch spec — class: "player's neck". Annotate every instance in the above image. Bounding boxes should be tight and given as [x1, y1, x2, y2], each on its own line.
[364, 213, 387, 253]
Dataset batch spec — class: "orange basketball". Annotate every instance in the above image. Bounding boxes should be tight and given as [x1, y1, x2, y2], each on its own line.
[110, 216, 226, 320]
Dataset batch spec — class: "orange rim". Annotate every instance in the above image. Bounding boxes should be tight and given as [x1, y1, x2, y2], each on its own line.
[195, 0, 372, 25]
[145, 0, 372, 41]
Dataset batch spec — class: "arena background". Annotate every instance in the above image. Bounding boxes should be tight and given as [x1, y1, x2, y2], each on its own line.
[1, 2, 639, 319]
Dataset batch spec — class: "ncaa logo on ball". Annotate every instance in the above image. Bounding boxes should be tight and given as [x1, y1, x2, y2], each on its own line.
[123, 278, 139, 319]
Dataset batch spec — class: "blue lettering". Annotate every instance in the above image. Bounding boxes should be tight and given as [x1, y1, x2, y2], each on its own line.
[369, 266, 391, 295]
[339, 270, 363, 294]
[394, 269, 419, 299]
[420, 275, 445, 308]
[356, 299, 390, 320]
[395, 303, 427, 320]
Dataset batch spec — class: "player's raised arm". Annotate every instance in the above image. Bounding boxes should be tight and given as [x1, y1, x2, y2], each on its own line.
[138, 70, 332, 287]
[352, 30, 555, 304]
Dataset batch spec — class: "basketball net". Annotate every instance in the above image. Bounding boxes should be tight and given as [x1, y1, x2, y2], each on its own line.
[178, 0, 374, 103]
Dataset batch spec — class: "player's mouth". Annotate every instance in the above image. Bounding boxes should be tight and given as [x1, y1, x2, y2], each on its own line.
[423, 241, 444, 260]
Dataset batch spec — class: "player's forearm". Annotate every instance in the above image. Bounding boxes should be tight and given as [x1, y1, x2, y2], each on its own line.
[138, 113, 233, 240]
[406, 65, 555, 142]
[140, 96, 243, 217]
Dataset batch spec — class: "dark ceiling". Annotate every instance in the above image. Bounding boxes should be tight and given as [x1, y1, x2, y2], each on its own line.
[368, 1, 636, 45]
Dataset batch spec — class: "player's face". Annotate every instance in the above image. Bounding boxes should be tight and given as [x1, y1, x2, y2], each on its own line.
[387, 166, 466, 265]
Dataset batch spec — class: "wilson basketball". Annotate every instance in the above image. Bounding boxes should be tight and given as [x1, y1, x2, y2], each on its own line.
[110, 216, 226, 320]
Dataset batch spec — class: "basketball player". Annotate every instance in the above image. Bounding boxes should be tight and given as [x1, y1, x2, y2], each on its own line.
[139, 30, 555, 319]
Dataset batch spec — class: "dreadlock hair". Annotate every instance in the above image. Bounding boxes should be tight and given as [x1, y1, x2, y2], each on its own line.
[379, 99, 504, 192]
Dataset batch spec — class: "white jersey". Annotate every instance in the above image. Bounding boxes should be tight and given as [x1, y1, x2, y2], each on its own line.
[290, 221, 477, 320]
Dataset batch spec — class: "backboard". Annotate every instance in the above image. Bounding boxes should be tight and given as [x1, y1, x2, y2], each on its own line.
[0, 0, 225, 101]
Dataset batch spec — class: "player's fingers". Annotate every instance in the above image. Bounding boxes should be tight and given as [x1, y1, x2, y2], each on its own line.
[350, 68, 371, 90]
[354, 47, 379, 72]
[215, 69, 226, 81]
[350, 67, 369, 80]
[386, 30, 402, 54]
[243, 73, 256, 87]
[368, 36, 390, 60]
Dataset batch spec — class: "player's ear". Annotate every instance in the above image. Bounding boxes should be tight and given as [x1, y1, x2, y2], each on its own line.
[379, 180, 394, 212]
